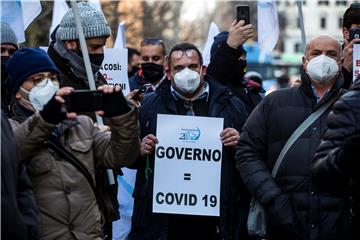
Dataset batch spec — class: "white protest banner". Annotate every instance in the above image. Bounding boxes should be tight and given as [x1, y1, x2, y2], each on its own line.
[49, 0, 69, 40]
[353, 44, 360, 82]
[257, 0, 279, 62]
[153, 114, 224, 216]
[1, 0, 41, 43]
[202, 22, 220, 66]
[100, 48, 130, 95]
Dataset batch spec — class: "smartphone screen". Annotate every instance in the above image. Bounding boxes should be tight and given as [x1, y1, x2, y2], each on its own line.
[236, 5, 250, 25]
[349, 28, 360, 41]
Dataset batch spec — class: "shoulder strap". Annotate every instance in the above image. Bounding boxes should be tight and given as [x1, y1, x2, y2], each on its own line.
[272, 94, 339, 178]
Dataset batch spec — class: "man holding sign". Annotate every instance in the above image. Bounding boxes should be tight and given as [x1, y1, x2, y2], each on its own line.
[129, 42, 248, 240]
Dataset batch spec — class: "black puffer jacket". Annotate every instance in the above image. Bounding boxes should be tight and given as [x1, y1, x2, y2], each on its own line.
[313, 76, 360, 234]
[130, 78, 250, 240]
[236, 68, 351, 240]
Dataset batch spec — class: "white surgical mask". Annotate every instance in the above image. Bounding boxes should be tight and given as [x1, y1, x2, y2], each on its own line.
[20, 78, 59, 111]
[306, 54, 339, 84]
[173, 68, 201, 93]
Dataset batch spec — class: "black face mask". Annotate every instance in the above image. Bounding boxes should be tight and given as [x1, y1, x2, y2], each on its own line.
[75, 48, 104, 67]
[89, 53, 104, 67]
[141, 63, 164, 84]
[1, 56, 10, 84]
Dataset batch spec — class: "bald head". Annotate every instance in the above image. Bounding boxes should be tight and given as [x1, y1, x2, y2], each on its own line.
[304, 35, 341, 59]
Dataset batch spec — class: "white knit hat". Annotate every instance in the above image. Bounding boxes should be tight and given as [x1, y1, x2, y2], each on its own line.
[56, 2, 110, 40]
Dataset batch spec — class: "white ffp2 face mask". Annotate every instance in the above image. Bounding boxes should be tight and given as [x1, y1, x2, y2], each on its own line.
[21, 78, 59, 111]
[306, 54, 339, 84]
[173, 68, 201, 93]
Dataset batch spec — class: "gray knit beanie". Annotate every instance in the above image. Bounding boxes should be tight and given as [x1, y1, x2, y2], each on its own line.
[0, 22, 18, 48]
[56, 2, 110, 40]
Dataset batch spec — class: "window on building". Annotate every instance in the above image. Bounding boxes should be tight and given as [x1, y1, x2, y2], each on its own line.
[285, 0, 290, 6]
[294, 43, 301, 53]
[338, 17, 343, 29]
[303, 0, 307, 5]
[335, 1, 347, 6]
[318, 0, 329, 5]
[320, 17, 327, 29]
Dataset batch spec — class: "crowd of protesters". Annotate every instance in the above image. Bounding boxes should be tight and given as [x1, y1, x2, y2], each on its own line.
[1, 1, 360, 240]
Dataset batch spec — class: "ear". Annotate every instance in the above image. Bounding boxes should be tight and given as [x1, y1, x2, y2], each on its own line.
[15, 91, 22, 100]
[165, 67, 172, 80]
[302, 56, 307, 70]
[201, 65, 207, 76]
[64, 40, 78, 51]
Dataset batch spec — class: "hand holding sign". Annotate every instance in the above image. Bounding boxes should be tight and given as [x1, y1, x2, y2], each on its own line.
[141, 134, 158, 156]
[342, 38, 360, 73]
[220, 127, 240, 147]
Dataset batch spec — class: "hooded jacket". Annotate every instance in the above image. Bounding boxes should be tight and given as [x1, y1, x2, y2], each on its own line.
[236, 68, 351, 240]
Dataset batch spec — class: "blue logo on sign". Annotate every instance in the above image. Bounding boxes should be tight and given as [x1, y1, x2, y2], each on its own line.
[179, 127, 201, 141]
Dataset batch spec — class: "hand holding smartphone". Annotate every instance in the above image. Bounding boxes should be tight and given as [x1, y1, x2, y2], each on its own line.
[349, 28, 360, 41]
[131, 83, 152, 101]
[64, 87, 131, 117]
[236, 5, 250, 25]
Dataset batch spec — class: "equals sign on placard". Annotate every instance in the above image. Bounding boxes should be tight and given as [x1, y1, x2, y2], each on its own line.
[184, 173, 191, 181]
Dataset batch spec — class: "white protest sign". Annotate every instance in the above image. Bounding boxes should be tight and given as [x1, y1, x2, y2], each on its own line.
[153, 114, 224, 216]
[100, 48, 130, 95]
[353, 44, 360, 82]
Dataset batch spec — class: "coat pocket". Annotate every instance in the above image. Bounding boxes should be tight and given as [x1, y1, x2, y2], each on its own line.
[68, 138, 94, 171]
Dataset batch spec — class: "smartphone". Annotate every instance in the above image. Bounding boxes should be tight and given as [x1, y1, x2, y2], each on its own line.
[349, 28, 360, 41]
[65, 90, 103, 112]
[131, 83, 152, 101]
[236, 5, 250, 25]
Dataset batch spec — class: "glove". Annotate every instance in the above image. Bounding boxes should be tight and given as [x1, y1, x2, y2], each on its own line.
[40, 94, 67, 124]
[102, 90, 131, 118]
[266, 194, 301, 239]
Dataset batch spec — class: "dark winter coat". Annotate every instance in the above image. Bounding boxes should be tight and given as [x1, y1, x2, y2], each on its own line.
[313, 76, 360, 235]
[1, 111, 38, 240]
[207, 41, 263, 114]
[236, 68, 352, 240]
[129, 77, 250, 240]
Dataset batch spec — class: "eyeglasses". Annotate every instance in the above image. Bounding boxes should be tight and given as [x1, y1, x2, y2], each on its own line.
[141, 38, 164, 47]
[171, 49, 197, 60]
[27, 74, 59, 87]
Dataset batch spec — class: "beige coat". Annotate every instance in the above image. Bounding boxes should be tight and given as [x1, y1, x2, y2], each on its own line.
[12, 109, 139, 240]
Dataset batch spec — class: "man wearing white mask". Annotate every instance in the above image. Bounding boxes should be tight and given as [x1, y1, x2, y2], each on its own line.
[236, 35, 351, 240]
[129, 42, 249, 239]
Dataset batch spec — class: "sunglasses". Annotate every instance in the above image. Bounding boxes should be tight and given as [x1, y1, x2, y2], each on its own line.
[171, 49, 197, 59]
[350, 2, 360, 8]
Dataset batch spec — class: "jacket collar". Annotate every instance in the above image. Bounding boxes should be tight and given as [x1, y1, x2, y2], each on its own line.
[48, 40, 101, 85]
